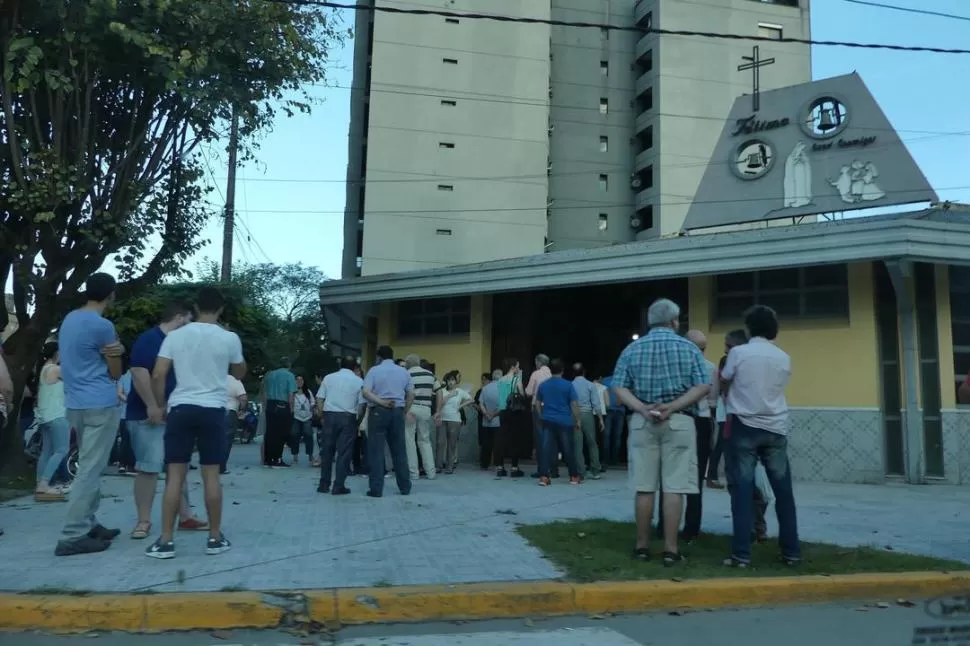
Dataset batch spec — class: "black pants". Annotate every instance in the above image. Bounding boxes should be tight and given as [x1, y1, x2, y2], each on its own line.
[112, 421, 135, 470]
[352, 431, 368, 475]
[707, 421, 726, 481]
[264, 400, 292, 464]
[657, 415, 714, 538]
[479, 426, 496, 469]
[319, 412, 357, 490]
[494, 409, 526, 469]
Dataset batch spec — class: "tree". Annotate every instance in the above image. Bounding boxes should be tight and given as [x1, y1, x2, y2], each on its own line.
[0, 0, 342, 468]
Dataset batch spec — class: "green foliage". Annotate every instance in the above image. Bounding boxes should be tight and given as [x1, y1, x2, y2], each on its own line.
[0, 0, 342, 466]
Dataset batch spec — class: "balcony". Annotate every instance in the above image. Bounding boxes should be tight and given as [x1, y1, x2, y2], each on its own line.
[635, 109, 656, 137]
[635, 187, 654, 212]
[635, 148, 656, 173]
[635, 76, 654, 108]
[634, 1, 653, 30]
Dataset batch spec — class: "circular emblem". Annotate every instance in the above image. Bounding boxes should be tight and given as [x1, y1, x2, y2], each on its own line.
[801, 96, 849, 139]
[731, 139, 774, 181]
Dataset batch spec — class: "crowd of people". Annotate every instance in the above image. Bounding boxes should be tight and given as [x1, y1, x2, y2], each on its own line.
[0, 269, 808, 569]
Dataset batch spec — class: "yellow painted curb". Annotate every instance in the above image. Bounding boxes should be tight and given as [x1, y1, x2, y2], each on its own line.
[3, 572, 970, 633]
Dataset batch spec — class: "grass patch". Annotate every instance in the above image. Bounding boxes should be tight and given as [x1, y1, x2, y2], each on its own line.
[0, 472, 34, 502]
[21, 586, 92, 596]
[517, 519, 969, 582]
[219, 585, 249, 592]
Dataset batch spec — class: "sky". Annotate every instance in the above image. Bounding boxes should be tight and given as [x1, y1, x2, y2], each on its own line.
[187, 0, 970, 281]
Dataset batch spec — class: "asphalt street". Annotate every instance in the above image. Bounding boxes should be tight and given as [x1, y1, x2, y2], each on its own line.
[2, 601, 955, 645]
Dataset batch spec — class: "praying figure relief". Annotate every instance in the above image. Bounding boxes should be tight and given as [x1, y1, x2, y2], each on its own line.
[828, 161, 886, 204]
[783, 142, 813, 208]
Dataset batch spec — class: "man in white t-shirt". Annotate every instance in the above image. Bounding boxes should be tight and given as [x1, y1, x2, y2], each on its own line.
[220, 374, 248, 474]
[145, 287, 247, 560]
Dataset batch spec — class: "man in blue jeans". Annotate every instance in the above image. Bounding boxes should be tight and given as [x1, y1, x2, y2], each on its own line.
[317, 356, 365, 495]
[599, 374, 626, 466]
[721, 305, 801, 568]
[361, 345, 413, 497]
[534, 359, 582, 486]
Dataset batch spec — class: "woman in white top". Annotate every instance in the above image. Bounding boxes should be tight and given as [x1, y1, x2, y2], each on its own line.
[434, 370, 475, 474]
[290, 375, 316, 466]
[35, 342, 71, 501]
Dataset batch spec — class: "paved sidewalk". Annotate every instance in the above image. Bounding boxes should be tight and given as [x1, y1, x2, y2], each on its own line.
[0, 444, 967, 593]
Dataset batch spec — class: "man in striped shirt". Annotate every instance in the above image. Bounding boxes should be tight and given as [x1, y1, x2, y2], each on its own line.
[404, 354, 437, 480]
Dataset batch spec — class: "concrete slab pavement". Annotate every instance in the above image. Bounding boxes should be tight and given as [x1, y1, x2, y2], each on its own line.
[1, 444, 968, 594]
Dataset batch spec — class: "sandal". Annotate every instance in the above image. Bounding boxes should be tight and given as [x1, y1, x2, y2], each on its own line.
[131, 521, 152, 540]
[663, 551, 686, 567]
[632, 547, 651, 561]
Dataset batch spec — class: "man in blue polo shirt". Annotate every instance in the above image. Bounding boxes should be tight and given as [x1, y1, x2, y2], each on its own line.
[535, 359, 583, 486]
[599, 373, 627, 466]
[261, 358, 298, 467]
[126, 301, 207, 540]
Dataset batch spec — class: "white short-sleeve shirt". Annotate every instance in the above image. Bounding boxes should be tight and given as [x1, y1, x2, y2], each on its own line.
[158, 322, 244, 410]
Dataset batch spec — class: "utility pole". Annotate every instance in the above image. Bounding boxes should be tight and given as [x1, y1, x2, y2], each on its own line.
[220, 108, 239, 283]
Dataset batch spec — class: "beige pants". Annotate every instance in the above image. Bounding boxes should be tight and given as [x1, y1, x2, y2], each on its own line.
[438, 421, 461, 470]
[405, 405, 436, 479]
[628, 412, 698, 494]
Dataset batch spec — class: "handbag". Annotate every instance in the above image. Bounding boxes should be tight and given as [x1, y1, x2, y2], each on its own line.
[505, 375, 528, 412]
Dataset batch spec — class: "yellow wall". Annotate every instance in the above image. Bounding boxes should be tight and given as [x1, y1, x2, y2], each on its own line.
[689, 262, 881, 408]
[375, 295, 493, 382]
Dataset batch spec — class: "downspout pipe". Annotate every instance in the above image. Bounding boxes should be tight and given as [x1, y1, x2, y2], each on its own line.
[885, 260, 925, 484]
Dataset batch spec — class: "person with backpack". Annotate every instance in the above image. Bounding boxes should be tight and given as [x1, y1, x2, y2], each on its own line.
[494, 358, 526, 478]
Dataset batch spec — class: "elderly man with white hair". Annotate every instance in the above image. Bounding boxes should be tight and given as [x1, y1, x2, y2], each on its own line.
[403, 353, 437, 481]
[610, 298, 710, 567]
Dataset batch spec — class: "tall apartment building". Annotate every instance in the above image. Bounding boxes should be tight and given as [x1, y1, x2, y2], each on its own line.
[342, 0, 811, 279]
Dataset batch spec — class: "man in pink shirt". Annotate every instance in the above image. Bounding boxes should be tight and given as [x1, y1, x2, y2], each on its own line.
[526, 354, 552, 478]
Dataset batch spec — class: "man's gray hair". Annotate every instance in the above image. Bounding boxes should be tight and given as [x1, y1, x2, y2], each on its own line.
[535, 353, 550, 367]
[404, 354, 421, 369]
[491, 369, 504, 380]
[647, 298, 681, 327]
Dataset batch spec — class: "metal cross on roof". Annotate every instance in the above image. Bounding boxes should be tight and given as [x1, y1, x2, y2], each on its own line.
[737, 45, 776, 113]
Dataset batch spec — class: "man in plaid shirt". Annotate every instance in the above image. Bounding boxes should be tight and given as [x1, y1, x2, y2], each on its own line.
[610, 299, 710, 566]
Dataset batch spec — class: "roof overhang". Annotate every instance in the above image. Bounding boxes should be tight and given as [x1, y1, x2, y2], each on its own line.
[320, 209, 970, 305]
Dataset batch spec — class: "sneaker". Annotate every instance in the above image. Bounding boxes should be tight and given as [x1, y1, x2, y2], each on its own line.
[496, 467, 508, 478]
[538, 476, 551, 487]
[663, 551, 686, 567]
[317, 483, 331, 494]
[510, 468, 525, 478]
[277, 461, 291, 468]
[530, 471, 540, 478]
[569, 475, 583, 485]
[178, 518, 209, 531]
[145, 538, 176, 560]
[88, 524, 121, 541]
[55, 536, 111, 557]
[332, 486, 351, 496]
[590, 472, 603, 480]
[206, 534, 232, 555]
[723, 556, 749, 569]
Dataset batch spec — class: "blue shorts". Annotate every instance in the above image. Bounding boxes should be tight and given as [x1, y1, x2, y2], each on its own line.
[127, 419, 165, 473]
[165, 405, 227, 466]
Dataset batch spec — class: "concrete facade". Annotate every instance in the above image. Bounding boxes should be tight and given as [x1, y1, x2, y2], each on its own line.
[342, 0, 812, 276]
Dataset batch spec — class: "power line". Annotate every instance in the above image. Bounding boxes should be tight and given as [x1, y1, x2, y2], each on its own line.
[265, 0, 970, 54]
[842, 0, 970, 21]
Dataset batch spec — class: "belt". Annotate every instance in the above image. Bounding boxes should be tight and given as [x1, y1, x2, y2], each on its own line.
[324, 410, 356, 416]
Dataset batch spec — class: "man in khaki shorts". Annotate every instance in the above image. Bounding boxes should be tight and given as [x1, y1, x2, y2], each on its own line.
[609, 299, 711, 567]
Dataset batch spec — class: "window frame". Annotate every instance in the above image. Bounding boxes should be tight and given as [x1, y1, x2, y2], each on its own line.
[950, 265, 970, 408]
[713, 265, 850, 321]
[396, 297, 472, 339]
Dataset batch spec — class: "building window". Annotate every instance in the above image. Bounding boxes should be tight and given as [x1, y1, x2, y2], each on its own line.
[713, 264, 850, 320]
[755, 0, 798, 6]
[600, 60, 609, 76]
[435, 228, 452, 236]
[439, 142, 455, 149]
[598, 213, 608, 231]
[599, 98, 609, 114]
[758, 23, 784, 40]
[442, 57, 458, 65]
[599, 136, 609, 152]
[397, 297, 471, 338]
[950, 265, 970, 405]
[441, 99, 457, 106]
[599, 174, 609, 192]
[437, 184, 454, 192]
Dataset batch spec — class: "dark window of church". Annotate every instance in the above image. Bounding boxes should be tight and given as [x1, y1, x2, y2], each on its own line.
[713, 264, 849, 321]
[950, 265, 970, 406]
[397, 296, 472, 338]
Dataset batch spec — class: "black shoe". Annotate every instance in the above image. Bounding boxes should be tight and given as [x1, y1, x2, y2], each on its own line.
[663, 551, 686, 567]
[530, 471, 540, 478]
[510, 469, 525, 478]
[780, 556, 801, 567]
[680, 531, 699, 544]
[723, 556, 749, 569]
[277, 460, 291, 468]
[206, 533, 232, 555]
[317, 484, 331, 494]
[145, 538, 175, 560]
[55, 536, 111, 556]
[551, 471, 561, 479]
[366, 490, 382, 498]
[496, 467, 508, 477]
[332, 486, 351, 496]
[88, 524, 121, 541]
[632, 547, 651, 562]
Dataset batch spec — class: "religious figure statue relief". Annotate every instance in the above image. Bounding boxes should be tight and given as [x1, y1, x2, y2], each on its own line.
[828, 161, 886, 204]
[783, 141, 813, 208]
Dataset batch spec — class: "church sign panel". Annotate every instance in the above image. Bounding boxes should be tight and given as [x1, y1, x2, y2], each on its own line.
[681, 72, 938, 232]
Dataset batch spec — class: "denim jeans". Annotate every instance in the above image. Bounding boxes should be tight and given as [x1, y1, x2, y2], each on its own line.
[320, 412, 357, 489]
[603, 410, 625, 464]
[538, 421, 581, 478]
[724, 415, 801, 563]
[37, 417, 71, 483]
[290, 418, 314, 457]
[366, 407, 411, 495]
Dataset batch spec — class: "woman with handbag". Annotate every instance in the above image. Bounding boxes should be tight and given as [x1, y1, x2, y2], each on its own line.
[494, 358, 527, 478]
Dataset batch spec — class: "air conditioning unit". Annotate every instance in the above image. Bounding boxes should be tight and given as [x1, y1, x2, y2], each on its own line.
[548, 123, 555, 134]
[631, 176, 642, 189]
[630, 216, 642, 229]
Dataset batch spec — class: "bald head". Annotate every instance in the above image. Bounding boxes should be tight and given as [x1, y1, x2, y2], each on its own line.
[686, 329, 707, 352]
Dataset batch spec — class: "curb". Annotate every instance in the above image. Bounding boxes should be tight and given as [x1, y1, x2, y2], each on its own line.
[2, 572, 968, 633]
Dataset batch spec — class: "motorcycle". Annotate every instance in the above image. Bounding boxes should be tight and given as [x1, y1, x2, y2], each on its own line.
[238, 402, 259, 444]
[23, 420, 80, 481]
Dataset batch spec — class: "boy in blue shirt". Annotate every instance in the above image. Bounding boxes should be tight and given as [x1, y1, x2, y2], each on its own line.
[535, 359, 583, 486]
